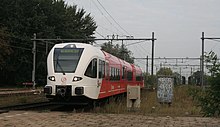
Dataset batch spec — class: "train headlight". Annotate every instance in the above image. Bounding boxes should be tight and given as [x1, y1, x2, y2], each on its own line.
[73, 76, 82, 82]
[48, 76, 56, 81]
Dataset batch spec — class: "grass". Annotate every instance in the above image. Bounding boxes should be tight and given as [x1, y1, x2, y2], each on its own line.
[0, 85, 202, 116]
[0, 88, 48, 107]
[93, 85, 201, 117]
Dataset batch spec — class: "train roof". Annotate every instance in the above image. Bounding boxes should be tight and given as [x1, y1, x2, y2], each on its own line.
[52, 42, 142, 72]
[102, 50, 142, 72]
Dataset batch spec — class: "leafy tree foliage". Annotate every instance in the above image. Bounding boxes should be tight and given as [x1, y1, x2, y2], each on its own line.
[188, 71, 209, 85]
[172, 72, 182, 85]
[144, 67, 173, 87]
[156, 67, 173, 76]
[101, 42, 134, 63]
[0, 27, 12, 67]
[200, 51, 220, 116]
[0, 0, 97, 86]
[191, 51, 220, 117]
[143, 72, 157, 87]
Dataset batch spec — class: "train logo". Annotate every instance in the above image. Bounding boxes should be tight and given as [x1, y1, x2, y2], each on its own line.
[61, 77, 67, 83]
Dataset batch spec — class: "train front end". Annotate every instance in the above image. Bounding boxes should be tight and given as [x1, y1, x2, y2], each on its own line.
[44, 43, 104, 103]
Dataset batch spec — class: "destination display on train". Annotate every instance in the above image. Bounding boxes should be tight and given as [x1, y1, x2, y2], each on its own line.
[60, 48, 82, 54]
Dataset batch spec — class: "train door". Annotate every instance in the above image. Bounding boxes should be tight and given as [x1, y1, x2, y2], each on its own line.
[99, 60, 110, 97]
[105, 61, 111, 95]
[98, 59, 104, 87]
[121, 66, 126, 91]
[98, 59, 108, 98]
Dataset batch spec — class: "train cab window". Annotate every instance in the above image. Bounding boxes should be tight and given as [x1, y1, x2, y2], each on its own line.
[54, 48, 84, 73]
[84, 58, 97, 78]
[99, 60, 105, 79]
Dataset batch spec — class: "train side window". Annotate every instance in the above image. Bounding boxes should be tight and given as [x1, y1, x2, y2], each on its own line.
[136, 73, 142, 81]
[110, 67, 113, 80]
[127, 71, 133, 81]
[102, 61, 105, 78]
[106, 62, 109, 79]
[85, 58, 97, 78]
[109, 67, 121, 81]
[122, 67, 125, 79]
[114, 68, 116, 80]
[117, 68, 120, 80]
[116, 68, 118, 80]
[112, 67, 115, 80]
[98, 60, 105, 79]
[110, 67, 117, 81]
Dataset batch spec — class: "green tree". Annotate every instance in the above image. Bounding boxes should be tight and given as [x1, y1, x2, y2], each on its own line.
[156, 67, 173, 76]
[194, 51, 220, 117]
[0, 0, 97, 85]
[101, 42, 134, 63]
[173, 72, 181, 85]
[0, 27, 12, 67]
[143, 73, 157, 87]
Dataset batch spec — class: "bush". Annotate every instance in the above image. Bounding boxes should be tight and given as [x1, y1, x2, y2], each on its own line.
[192, 51, 220, 117]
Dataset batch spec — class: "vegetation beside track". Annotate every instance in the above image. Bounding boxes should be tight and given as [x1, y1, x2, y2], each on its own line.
[0, 86, 202, 117]
[93, 85, 201, 117]
[0, 88, 48, 108]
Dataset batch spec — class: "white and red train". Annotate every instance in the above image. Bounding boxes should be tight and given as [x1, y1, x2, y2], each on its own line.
[44, 43, 144, 103]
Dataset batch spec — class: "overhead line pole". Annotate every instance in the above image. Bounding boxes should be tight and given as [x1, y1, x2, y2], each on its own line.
[32, 33, 36, 90]
[201, 32, 205, 89]
[134, 57, 149, 73]
[146, 56, 148, 74]
[151, 32, 155, 76]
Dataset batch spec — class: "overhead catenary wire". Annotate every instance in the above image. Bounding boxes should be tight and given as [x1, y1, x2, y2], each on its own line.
[77, 0, 151, 68]
[137, 43, 151, 56]
[97, 25, 117, 35]
[211, 39, 220, 43]
[96, 0, 131, 36]
[204, 39, 220, 52]
[0, 43, 32, 51]
[125, 40, 146, 46]
[95, 31, 106, 39]
[91, 0, 122, 36]
[0, 43, 46, 54]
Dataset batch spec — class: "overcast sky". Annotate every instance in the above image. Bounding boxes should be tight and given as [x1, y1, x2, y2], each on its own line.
[66, 0, 220, 75]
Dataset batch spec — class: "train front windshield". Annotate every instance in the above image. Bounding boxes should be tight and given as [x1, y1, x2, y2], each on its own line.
[54, 48, 84, 73]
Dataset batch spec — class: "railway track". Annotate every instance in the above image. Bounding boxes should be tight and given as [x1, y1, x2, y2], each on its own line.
[0, 101, 52, 111]
[0, 101, 95, 113]
[0, 88, 43, 98]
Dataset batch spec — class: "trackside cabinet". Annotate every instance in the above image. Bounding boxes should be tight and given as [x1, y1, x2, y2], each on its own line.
[157, 76, 174, 104]
[127, 85, 141, 110]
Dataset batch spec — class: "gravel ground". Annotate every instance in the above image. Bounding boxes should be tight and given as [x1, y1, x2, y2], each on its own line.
[0, 111, 220, 127]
